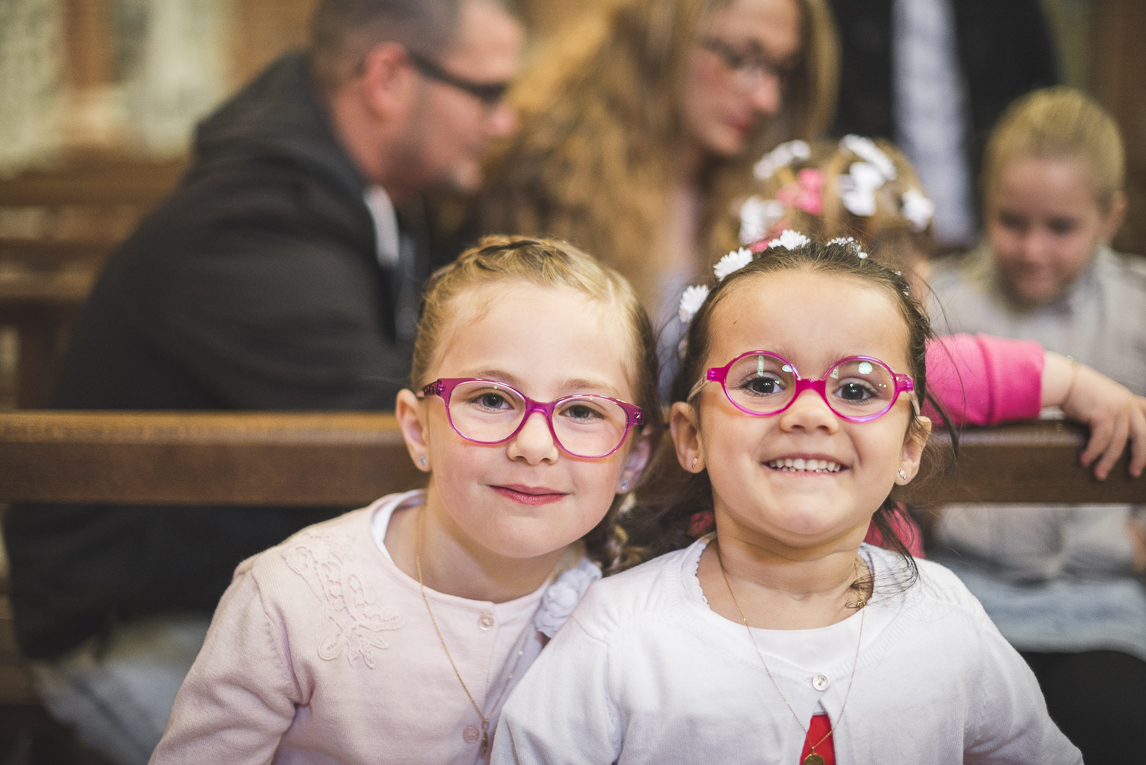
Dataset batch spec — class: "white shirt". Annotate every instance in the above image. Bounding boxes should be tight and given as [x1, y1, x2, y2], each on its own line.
[364, 184, 401, 268]
[493, 539, 1080, 764]
[894, 0, 976, 246]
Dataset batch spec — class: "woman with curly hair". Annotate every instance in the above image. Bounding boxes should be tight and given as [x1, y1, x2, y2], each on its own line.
[479, 0, 838, 318]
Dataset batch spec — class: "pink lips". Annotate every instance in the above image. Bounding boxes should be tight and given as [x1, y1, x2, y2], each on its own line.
[491, 485, 568, 506]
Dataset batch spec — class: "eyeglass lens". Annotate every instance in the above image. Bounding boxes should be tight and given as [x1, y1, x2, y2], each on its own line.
[723, 354, 899, 418]
[446, 380, 630, 458]
[700, 37, 787, 94]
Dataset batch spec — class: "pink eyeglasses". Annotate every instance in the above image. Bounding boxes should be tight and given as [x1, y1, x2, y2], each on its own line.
[419, 378, 645, 458]
[690, 351, 917, 423]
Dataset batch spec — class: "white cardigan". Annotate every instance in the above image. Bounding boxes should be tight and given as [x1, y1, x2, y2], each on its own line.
[492, 539, 1081, 765]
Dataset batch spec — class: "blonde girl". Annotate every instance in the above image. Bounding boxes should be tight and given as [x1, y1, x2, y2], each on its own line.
[492, 237, 1080, 764]
[150, 237, 660, 763]
[928, 87, 1146, 763]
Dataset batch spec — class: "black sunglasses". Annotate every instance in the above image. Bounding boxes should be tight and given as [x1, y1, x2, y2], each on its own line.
[407, 50, 511, 107]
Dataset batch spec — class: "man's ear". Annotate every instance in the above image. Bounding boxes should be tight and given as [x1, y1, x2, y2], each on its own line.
[395, 388, 431, 472]
[897, 415, 932, 484]
[670, 402, 705, 473]
[359, 41, 418, 118]
[616, 428, 654, 493]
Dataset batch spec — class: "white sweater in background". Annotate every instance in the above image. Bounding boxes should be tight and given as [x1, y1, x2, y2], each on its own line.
[492, 538, 1081, 765]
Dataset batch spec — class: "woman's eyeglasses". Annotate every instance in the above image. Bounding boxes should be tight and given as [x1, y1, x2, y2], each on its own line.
[419, 378, 644, 458]
[697, 37, 793, 94]
[690, 351, 918, 423]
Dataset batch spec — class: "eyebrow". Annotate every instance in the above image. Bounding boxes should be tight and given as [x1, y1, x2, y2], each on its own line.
[466, 370, 623, 398]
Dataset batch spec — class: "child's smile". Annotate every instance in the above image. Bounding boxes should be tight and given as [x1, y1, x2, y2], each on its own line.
[490, 484, 570, 506]
[413, 281, 643, 561]
[764, 454, 844, 474]
[674, 269, 928, 552]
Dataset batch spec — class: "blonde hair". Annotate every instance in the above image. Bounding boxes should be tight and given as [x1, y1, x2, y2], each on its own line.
[730, 138, 932, 273]
[983, 87, 1125, 212]
[479, 0, 838, 308]
[411, 235, 663, 573]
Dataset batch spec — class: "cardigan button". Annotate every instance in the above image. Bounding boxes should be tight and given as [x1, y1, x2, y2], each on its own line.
[463, 725, 481, 743]
[812, 674, 830, 691]
[478, 612, 495, 630]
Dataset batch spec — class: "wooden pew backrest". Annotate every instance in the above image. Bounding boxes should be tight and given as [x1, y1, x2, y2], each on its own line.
[0, 412, 1141, 507]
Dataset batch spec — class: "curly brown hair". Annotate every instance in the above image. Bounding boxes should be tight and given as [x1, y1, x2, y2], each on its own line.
[479, 0, 839, 311]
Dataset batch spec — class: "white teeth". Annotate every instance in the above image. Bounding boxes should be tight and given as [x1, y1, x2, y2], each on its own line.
[767, 458, 842, 473]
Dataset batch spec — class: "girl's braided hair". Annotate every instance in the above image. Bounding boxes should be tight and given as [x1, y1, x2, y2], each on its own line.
[412, 235, 663, 574]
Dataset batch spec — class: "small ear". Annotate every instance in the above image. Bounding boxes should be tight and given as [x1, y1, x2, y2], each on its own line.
[395, 388, 431, 472]
[670, 402, 705, 472]
[1099, 190, 1127, 246]
[359, 41, 417, 117]
[616, 428, 654, 493]
[897, 415, 932, 483]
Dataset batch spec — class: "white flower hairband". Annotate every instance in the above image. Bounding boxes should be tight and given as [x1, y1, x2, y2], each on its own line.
[737, 196, 786, 245]
[746, 136, 935, 235]
[841, 135, 897, 180]
[828, 236, 868, 259]
[838, 135, 896, 218]
[713, 247, 753, 280]
[678, 230, 825, 325]
[678, 284, 710, 323]
[836, 136, 935, 231]
[753, 140, 811, 181]
[900, 189, 936, 232]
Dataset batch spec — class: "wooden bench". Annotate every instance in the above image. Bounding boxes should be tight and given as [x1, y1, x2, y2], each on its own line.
[0, 159, 185, 408]
[0, 412, 1139, 507]
[0, 412, 1141, 759]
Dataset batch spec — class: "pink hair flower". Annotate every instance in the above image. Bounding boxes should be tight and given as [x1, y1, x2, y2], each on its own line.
[776, 168, 824, 215]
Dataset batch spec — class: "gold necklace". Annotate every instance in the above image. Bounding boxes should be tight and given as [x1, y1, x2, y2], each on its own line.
[716, 544, 866, 765]
[415, 512, 528, 756]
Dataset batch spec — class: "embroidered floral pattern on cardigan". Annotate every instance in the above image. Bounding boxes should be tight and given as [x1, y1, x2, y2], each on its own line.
[283, 530, 405, 668]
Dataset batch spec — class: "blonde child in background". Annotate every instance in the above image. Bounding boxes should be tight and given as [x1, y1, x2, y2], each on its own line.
[927, 87, 1146, 762]
[734, 134, 1146, 480]
[149, 237, 660, 764]
[493, 237, 1080, 764]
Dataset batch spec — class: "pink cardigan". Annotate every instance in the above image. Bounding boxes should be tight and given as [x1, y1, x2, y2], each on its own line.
[151, 492, 549, 765]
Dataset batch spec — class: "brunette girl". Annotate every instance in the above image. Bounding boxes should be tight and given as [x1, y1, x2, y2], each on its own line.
[492, 237, 1080, 764]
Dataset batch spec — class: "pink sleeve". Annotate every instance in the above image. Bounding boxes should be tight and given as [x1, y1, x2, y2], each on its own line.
[924, 333, 1044, 426]
[151, 567, 299, 764]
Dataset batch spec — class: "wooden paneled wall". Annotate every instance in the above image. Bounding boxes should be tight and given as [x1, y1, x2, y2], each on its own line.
[1095, 0, 1146, 256]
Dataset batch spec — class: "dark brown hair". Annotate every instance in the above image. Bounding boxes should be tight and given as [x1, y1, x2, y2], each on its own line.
[310, 0, 516, 90]
[413, 236, 663, 573]
[623, 238, 956, 576]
